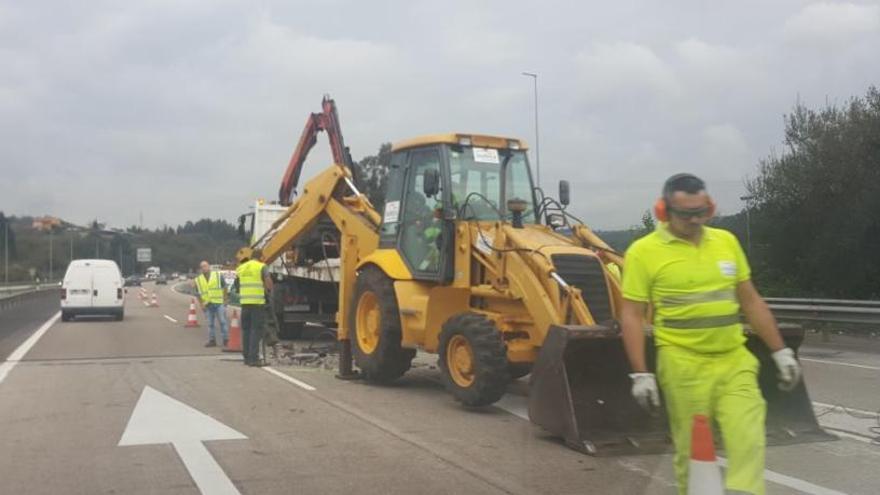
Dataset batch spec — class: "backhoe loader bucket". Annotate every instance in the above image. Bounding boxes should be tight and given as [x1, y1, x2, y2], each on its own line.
[747, 323, 835, 446]
[529, 325, 670, 456]
[528, 323, 833, 456]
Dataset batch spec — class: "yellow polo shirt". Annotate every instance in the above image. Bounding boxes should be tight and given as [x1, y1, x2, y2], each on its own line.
[622, 224, 751, 353]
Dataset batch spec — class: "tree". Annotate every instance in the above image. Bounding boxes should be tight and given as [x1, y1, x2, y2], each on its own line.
[635, 210, 655, 239]
[356, 143, 393, 207]
[747, 86, 880, 297]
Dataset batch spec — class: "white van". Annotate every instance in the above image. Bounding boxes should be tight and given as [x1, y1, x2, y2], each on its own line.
[61, 259, 125, 321]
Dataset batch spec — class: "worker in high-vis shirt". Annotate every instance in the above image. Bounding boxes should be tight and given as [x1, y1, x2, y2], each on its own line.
[195, 260, 229, 347]
[620, 174, 802, 495]
[235, 248, 273, 367]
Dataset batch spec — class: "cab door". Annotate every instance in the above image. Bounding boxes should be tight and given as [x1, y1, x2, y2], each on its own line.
[396, 147, 447, 280]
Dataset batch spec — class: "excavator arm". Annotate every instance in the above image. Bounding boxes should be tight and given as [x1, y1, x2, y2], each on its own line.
[278, 96, 355, 205]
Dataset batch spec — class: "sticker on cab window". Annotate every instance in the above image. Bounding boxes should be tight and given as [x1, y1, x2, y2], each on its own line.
[473, 147, 500, 164]
[383, 200, 400, 223]
[718, 260, 737, 277]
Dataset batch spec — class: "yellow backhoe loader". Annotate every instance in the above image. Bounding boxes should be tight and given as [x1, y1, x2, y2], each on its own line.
[239, 96, 831, 455]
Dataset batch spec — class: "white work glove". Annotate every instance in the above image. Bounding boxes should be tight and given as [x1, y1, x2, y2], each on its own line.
[629, 372, 661, 410]
[771, 347, 802, 391]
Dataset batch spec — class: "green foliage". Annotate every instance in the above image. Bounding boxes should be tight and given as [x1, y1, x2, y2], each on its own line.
[747, 86, 880, 298]
[356, 143, 393, 207]
[635, 210, 655, 239]
[1, 217, 242, 281]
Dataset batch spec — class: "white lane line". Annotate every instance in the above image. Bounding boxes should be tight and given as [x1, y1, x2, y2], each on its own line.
[163, 315, 178, 323]
[717, 457, 847, 495]
[801, 357, 880, 371]
[263, 366, 316, 391]
[0, 312, 60, 384]
[495, 393, 851, 495]
[813, 401, 878, 418]
[823, 427, 877, 444]
[143, 301, 150, 307]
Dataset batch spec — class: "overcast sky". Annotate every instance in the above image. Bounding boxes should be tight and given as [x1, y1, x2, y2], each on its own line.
[1, 1, 879, 230]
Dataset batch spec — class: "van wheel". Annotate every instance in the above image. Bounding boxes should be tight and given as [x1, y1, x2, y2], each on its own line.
[439, 312, 508, 407]
[349, 266, 414, 383]
[116, 311, 124, 321]
[61, 311, 72, 322]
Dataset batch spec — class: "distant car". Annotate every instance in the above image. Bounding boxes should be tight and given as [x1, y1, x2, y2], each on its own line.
[61, 259, 125, 321]
[178, 275, 187, 281]
[156, 274, 168, 285]
[124, 275, 142, 287]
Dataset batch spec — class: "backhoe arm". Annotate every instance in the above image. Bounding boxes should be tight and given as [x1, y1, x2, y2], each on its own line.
[278, 96, 354, 205]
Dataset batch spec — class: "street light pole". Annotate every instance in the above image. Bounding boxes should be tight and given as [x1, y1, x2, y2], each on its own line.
[3, 222, 8, 285]
[522, 71, 540, 188]
[49, 229, 53, 282]
[740, 195, 754, 258]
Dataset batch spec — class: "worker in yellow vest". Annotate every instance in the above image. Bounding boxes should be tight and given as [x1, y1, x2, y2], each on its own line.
[235, 248, 273, 366]
[195, 260, 229, 347]
[620, 174, 801, 495]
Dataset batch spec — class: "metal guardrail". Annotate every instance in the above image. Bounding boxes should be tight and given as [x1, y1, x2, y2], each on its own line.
[0, 286, 60, 312]
[766, 297, 880, 327]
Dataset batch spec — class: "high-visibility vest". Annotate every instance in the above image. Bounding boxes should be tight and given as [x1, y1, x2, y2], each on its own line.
[236, 260, 266, 306]
[195, 271, 224, 305]
[622, 225, 750, 353]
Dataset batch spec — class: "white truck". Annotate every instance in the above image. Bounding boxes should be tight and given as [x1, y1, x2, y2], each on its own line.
[238, 200, 340, 339]
[145, 266, 161, 280]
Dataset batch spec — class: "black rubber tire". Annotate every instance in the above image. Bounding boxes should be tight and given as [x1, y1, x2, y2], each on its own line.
[438, 312, 509, 407]
[348, 266, 415, 383]
[508, 362, 532, 380]
[278, 321, 305, 340]
[61, 311, 71, 322]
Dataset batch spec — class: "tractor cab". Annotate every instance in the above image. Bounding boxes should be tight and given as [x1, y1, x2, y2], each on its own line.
[379, 134, 537, 282]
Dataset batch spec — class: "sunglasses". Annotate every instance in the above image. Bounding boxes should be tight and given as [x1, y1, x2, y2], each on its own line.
[668, 207, 711, 219]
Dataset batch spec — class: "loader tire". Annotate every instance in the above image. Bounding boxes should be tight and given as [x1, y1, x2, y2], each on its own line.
[508, 363, 532, 380]
[349, 266, 415, 383]
[439, 312, 508, 407]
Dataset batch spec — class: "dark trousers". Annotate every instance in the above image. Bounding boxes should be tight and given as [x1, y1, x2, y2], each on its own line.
[240, 305, 266, 364]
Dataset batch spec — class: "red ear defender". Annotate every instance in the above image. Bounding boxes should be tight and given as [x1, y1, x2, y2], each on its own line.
[653, 198, 668, 222]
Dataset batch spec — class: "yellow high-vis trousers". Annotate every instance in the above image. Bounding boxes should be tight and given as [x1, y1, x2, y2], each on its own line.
[657, 345, 766, 495]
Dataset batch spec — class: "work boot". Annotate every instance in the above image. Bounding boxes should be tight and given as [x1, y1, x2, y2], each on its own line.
[204, 340, 217, 347]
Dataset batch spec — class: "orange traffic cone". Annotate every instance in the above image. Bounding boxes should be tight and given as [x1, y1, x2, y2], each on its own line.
[223, 309, 242, 352]
[687, 415, 724, 495]
[185, 298, 200, 327]
[150, 291, 159, 308]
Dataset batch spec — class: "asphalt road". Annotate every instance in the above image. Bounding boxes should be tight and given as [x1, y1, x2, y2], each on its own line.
[1, 282, 878, 494]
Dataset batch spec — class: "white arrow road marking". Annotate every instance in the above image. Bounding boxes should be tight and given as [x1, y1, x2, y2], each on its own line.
[119, 386, 246, 495]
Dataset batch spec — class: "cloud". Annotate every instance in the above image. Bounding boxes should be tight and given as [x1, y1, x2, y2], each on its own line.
[574, 42, 681, 105]
[699, 124, 751, 179]
[1, 1, 879, 230]
[784, 2, 880, 44]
